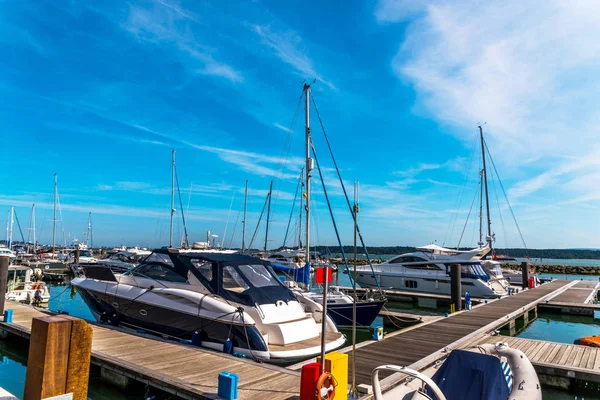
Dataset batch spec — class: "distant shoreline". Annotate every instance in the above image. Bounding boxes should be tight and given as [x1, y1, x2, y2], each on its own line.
[312, 246, 600, 260]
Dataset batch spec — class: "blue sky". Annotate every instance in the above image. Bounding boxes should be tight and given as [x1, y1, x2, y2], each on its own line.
[2, 0, 600, 249]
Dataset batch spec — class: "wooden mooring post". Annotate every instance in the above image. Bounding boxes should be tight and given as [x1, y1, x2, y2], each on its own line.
[0, 255, 9, 315]
[23, 315, 93, 400]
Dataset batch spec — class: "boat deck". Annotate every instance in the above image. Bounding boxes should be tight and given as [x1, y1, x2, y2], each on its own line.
[0, 302, 300, 400]
[351, 280, 572, 388]
[268, 331, 343, 352]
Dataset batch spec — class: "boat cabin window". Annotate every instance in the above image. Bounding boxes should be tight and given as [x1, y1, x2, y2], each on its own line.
[191, 259, 213, 281]
[405, 280, 418, 288]
[134, 264, 187, 283]
[238, 264, 280, 288]
[404, 263, 439, 270]
[79, 250, 93, 257]
[390, 256, 425, 264]
[222, 266, 250, 293]
[144, 253, 173, 266]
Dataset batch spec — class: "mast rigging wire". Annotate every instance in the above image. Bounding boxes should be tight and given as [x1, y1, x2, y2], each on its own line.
[310, 92, 383, 292]
[484, 141, 529, 253]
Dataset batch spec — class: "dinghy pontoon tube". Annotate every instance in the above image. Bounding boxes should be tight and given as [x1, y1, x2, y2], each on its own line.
[371, 342, 540, 400]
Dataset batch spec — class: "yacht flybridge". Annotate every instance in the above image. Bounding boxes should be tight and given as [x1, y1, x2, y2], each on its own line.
[72, 248, 345, 363]
[354, 244, 508, 298]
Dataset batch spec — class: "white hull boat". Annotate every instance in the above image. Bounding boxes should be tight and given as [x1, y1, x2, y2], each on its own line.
[72, 248, 345, 363]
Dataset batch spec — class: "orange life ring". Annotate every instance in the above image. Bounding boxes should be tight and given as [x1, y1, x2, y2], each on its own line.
[316, 372, 336, 400]
[31, 283, 40, 290]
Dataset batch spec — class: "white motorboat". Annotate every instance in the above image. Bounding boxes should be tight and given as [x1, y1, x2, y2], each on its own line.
[65, 249, 97, 265]
[373, 342, 540, 400]
[265, 249, 305, 269]
[6, 265, 50, 304]
[354, 246, 507, 298]
[72, 248, 345, 363]
[0, 247, 16, 259]
[95, 251, 145, 273]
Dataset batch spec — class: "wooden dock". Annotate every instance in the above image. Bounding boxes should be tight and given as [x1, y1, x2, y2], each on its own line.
[540, 280, 600, 315]
[0, 302, 300, 400]
[352, 280, 573, 391]
[474, 335, 600, 386]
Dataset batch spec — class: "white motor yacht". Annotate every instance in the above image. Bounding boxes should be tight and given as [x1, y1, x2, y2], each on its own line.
[72, 248, 345, 363]
[354, 245, 507, 298]
[6, 265, 50, 304]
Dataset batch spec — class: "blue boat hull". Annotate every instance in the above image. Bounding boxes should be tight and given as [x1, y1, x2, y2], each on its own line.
[327, 299, 386, 328]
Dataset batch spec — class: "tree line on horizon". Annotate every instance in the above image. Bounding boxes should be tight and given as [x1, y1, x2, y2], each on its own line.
[308, 246, 600, 260]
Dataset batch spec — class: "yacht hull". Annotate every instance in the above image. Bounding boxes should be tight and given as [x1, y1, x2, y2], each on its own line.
[75, 284, 345, 363]
[326, 299, 386, 328]
[356, 273, 502, 298]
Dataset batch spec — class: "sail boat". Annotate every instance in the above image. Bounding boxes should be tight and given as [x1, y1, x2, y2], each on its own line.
[272, 84, 386, 328]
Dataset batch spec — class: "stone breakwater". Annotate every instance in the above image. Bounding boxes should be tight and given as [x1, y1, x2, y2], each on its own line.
[505, 264, 600, 276]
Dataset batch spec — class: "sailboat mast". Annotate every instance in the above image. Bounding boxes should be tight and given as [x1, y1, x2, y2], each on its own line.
[242, 180, 248, 252]
[169, 150, 175, 248]
[351, 180, 360, 395]
[264, 181, 273, 253]
[479, 170, 484, 247]
[52, 173, 57, 252]
[8, 207, 13, 249]
[87, 212, 92, 248]
[32, 204, 36, 252]
[479, 126, 493, 252]
[298, 169, 304, 249]
[304, 83, 312, 269]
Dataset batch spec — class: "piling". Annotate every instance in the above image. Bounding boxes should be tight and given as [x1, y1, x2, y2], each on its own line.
[521, 261, 529, 289]
[450, 263, 462, 312]
[74, 248, 80, 264]
[0, 255, 9, 315]
[23, 315, 92, 400]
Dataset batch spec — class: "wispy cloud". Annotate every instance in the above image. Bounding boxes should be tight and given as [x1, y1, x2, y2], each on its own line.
[273, 122, 292, 133]
[394, 162, 441, 177]
[254, 24, 335, 90]
[123, 1, 243, 83]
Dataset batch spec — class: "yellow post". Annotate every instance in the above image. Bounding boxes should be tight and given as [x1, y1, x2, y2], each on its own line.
[317, 352, 348, 400]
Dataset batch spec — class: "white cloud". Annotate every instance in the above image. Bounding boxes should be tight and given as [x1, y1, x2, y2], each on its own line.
[254, 25, 335, 90]
[273, 122, 292, 133]
[123, 2, 243, 83]
[382, 0, 600, 203]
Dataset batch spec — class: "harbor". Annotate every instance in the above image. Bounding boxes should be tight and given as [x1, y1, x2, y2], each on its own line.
[3, 1, 600, 399]
[2, 269, 600, 399]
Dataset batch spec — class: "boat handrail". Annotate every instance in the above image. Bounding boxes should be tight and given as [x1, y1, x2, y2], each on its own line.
[371, 364, 446, 400]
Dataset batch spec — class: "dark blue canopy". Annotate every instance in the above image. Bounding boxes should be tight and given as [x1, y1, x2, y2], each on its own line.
[428, 350, 509, 400]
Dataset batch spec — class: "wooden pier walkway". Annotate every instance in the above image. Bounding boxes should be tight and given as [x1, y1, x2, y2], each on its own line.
[540, 280, 600, 314]
[474, 335, 600, 383]
[0, 302, 300, 400]
[352, 280, 572, 390]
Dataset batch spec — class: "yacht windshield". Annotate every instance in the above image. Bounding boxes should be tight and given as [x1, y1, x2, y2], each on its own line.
[80, 250, 92, 257]
[219, 262, 295, 306]
[446, 263, 489, 282]
[238, 264, 280, 288]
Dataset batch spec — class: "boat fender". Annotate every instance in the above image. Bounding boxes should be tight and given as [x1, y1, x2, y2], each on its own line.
[223, 338, 233, 354]
[316, 372, 336, 399]
[191, 331, 202, 347]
